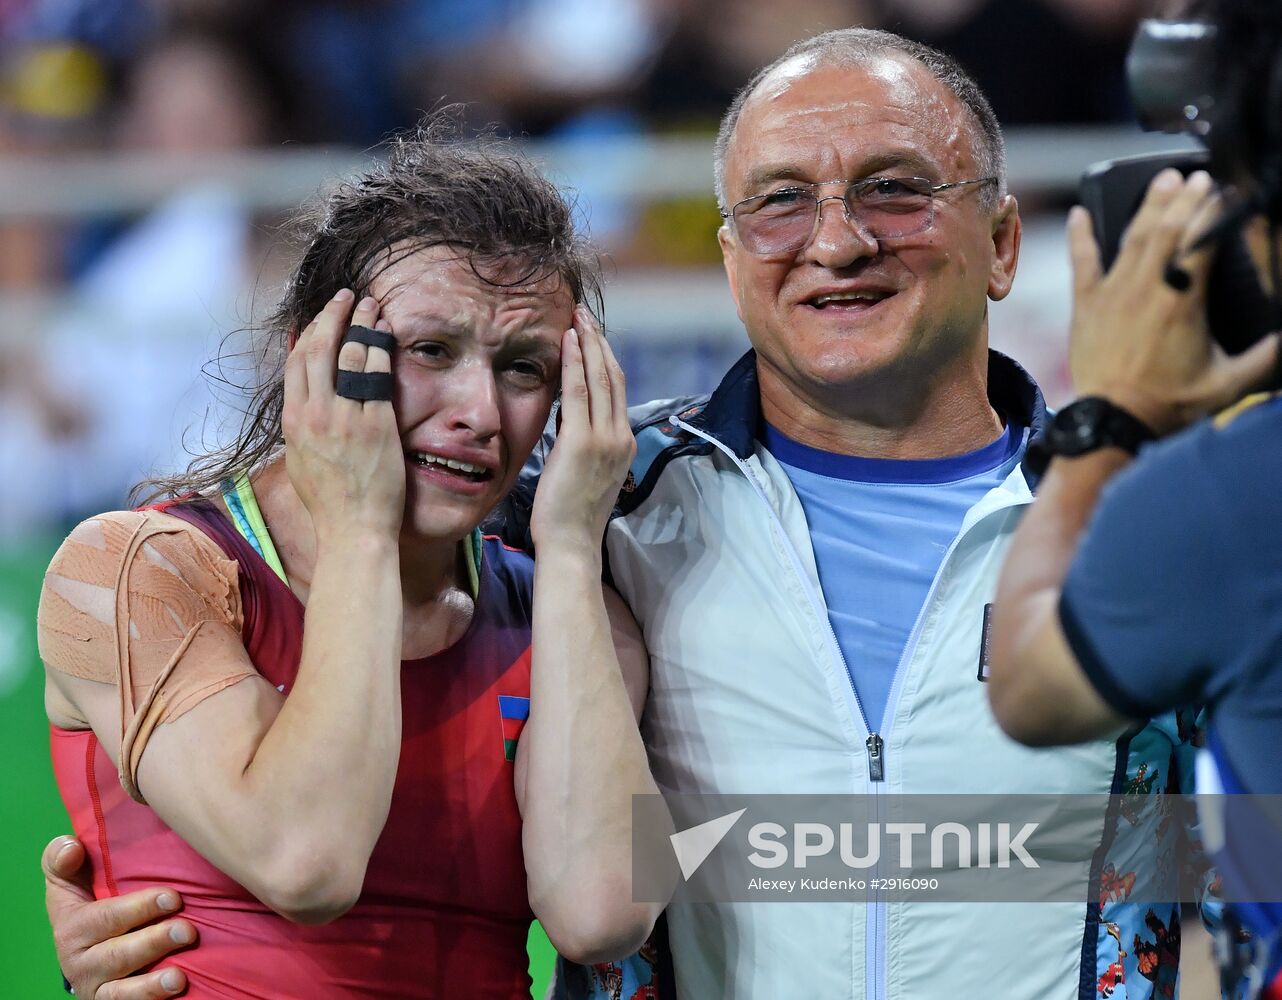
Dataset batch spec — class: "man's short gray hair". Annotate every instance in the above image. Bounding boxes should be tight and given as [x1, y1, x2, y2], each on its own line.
[713, 28, 1007, 214]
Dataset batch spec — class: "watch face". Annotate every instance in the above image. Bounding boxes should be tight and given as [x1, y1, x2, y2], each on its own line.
[1055, 398, 1109, 454]
[1033, 396, 1153, 471]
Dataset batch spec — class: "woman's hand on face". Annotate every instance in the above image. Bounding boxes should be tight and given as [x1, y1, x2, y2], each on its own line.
[530, 307, 635, 552]
[282, 290, 405, 542]
[1067, 168, 1278, 435]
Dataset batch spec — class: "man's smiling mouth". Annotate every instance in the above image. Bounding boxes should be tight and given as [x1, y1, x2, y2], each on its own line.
[805, 289, 895, 311]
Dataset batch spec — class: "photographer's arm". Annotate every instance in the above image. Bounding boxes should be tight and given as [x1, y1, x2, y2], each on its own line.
[989, 169, 1278, 745]
[989, 448, 1136, 744]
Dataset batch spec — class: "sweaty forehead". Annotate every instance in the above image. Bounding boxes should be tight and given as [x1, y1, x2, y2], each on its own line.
[727, 54, 975, 194]
[369, 245, 573, 338]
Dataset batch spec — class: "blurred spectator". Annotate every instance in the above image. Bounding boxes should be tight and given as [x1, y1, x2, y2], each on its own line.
[404, 0, 671, 249]
[0, 0, 1152, 544]
[260, 0, 516, 145]
[2, 0, 157, 63]
[116, 29, 274, 152]
[640, 0, 881, 127]
[885, 0, 1145, 123]
[410, 0, 665, 133]
[0, 30, 285, 541]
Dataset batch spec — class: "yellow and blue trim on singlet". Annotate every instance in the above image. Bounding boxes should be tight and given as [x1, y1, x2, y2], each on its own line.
[462, 523, 482, 599]
[217, 472, 483, 598]
[220, 473, 288, 584]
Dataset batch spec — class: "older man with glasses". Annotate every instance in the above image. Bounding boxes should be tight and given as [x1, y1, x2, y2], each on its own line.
[43, 27, 1219, 1000]
[571, 27, 1215, 999]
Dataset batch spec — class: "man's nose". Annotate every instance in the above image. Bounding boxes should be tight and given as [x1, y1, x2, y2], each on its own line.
[804, 195, 879, 268]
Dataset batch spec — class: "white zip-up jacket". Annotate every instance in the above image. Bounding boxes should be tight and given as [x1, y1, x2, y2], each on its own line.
[529, 350, 1212, 1000]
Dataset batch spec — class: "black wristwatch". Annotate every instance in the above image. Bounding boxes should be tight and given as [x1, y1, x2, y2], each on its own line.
[1024, 396, 1156, 477]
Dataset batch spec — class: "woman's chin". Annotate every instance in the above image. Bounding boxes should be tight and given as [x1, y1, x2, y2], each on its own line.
[398, 492, 491, 550]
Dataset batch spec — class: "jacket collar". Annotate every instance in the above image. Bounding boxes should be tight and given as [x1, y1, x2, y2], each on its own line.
[683, 347, 1049, 473]
[680, 349, 761, 459]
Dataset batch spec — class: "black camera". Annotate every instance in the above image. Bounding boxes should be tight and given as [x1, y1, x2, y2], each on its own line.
[1080, 150, 1275, 355]
[1080, 17, 1282, 355]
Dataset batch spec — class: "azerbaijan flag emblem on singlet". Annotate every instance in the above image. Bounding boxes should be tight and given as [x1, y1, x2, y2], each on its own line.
[498, 695, 530, 762]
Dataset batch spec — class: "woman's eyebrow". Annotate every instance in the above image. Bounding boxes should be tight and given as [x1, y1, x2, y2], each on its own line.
[500, 334, 562, 361]
[391, 317, 471, 341]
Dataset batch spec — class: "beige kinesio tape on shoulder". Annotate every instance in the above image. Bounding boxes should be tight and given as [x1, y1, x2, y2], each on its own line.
[38, 510, 256, 802]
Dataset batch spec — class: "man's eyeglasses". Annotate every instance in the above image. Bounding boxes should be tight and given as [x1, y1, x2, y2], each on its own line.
[722, 175, 999, 256]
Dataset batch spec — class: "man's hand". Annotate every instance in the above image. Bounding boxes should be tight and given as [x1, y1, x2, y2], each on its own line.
[44, 836, 195, 999]
[1067, 168, 1278, 435]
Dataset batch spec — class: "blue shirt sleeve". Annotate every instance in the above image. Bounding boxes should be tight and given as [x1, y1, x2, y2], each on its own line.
[1058, 420, 1237, 719]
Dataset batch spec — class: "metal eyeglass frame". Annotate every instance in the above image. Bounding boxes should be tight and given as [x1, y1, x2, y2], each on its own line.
[721, 175, 999, 255]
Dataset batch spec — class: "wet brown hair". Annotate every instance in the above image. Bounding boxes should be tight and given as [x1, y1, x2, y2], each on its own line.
[134, 113, 601, 505]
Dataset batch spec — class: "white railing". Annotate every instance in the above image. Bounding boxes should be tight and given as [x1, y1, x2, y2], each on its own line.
[0, 128, 1199, 219]
[0, 126, 1200, 404]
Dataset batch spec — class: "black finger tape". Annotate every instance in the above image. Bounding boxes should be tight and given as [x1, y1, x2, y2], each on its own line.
[342, 325, 397, 353]
[336, 370, 394, 402]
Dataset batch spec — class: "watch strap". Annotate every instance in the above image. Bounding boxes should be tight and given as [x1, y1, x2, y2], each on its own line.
[1025, 396, 1155, 477]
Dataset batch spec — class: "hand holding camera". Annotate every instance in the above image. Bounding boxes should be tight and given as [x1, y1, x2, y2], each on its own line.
[1068, 167, 1278, 435]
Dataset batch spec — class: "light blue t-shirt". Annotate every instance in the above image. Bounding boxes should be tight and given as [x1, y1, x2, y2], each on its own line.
[764, 419, 1025, 731]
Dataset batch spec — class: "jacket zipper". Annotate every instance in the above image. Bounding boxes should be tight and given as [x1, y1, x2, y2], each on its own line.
[866, 734, 885, 781]
[670, 415, 1033, 1000]
[673, 415, 888, 1000]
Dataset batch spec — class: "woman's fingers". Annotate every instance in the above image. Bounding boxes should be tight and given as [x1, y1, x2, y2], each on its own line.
[574, 304, 632, 443]
[366, 319, 394, 374]
[596, 329, 631, 438]
[303, 289, 355, 400]
[288, 287, 364, 438]
[335, 296, 381, 385]
[530, 310, 633, 550]
[283, 320, 317, 422]
[365, 318, 398, 430]
[576, 316, 613, 428]
[559, 327, 588, 433]
[560, 307, 631, 454]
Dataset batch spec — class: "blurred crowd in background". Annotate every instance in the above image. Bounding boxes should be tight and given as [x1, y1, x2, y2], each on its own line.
[0, 0, 1151, 547]
[0, 6, 1212, 993]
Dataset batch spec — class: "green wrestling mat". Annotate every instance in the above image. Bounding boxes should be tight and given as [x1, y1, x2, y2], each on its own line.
[0, 537, 557, 997]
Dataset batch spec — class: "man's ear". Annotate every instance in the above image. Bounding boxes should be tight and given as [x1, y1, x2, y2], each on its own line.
[988, 194, 1022, 303]
[718, 224, 747, 325]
